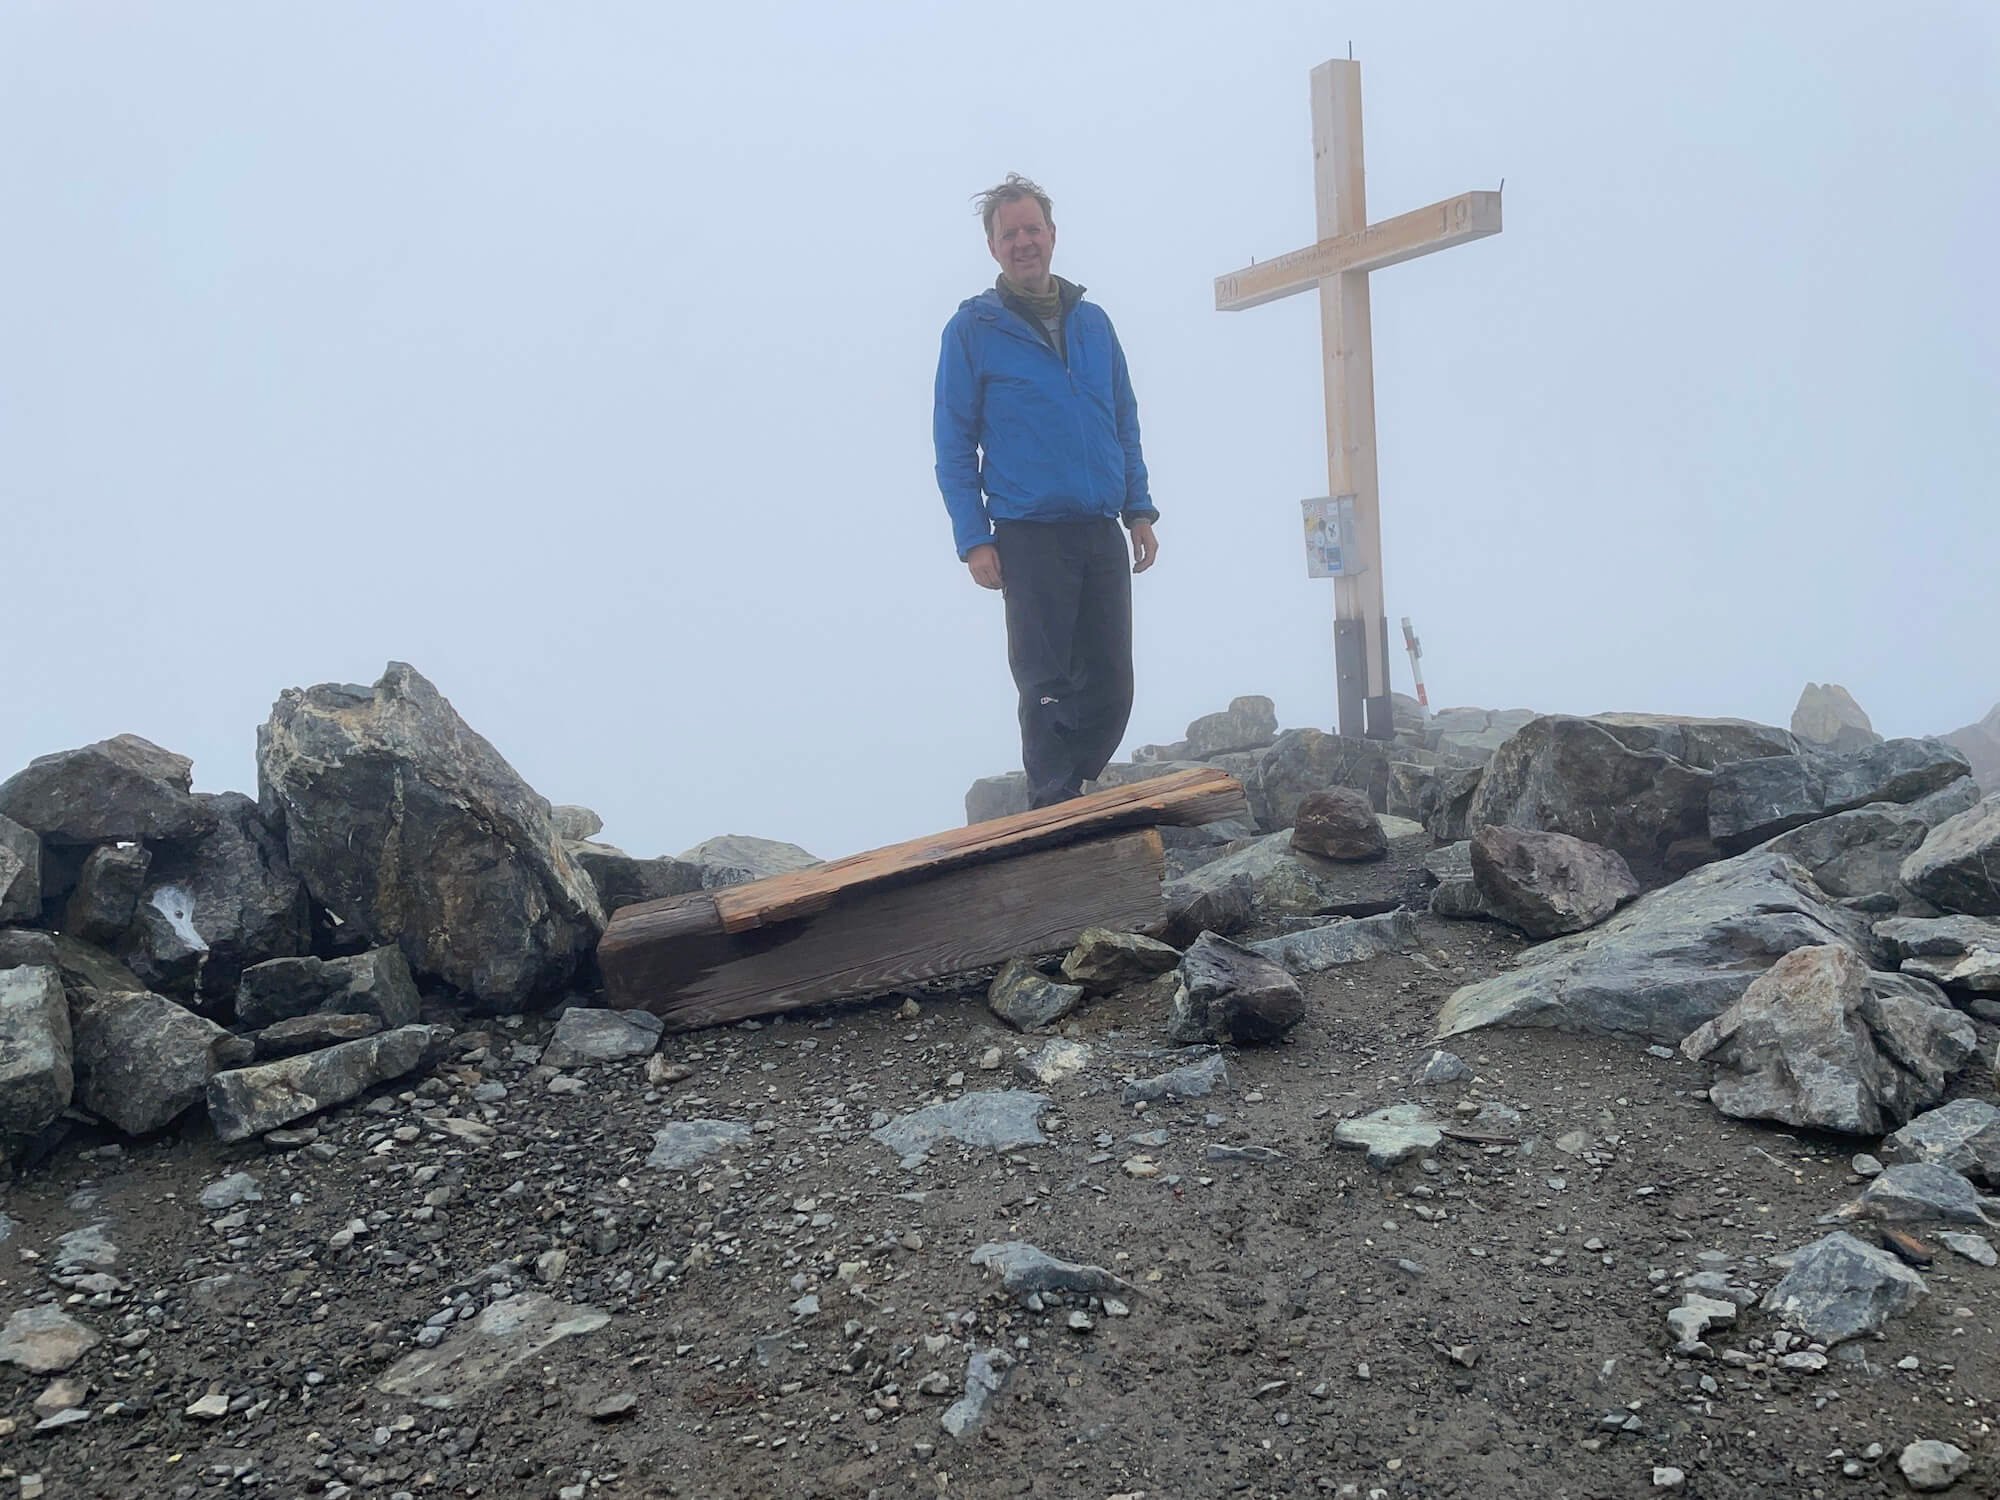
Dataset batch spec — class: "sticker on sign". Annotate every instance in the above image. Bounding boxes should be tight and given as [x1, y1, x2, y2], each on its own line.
[1302, 496, 1360, 579]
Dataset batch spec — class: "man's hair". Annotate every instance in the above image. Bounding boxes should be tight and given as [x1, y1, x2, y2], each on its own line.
[975, 173, 1055, 240]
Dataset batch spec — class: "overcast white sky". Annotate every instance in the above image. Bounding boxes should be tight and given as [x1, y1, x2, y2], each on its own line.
[5, 2, 1995, 862]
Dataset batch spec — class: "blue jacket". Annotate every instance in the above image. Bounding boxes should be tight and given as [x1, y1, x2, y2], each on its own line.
[933, 283, 1157, 560]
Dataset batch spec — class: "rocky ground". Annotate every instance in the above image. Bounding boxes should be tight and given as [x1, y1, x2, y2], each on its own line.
[3, 874, 1994, 1499]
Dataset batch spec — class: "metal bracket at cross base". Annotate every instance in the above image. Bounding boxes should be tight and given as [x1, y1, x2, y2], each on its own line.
[1335, 616, 1396, 740]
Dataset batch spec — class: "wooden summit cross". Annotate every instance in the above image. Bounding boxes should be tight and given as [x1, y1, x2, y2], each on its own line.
[1216, 58, 1502, 740]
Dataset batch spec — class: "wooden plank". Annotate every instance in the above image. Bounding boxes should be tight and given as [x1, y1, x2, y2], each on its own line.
[600, 828, 1166, 1031]
[705, 765, 1244, 934]
[1213, 190, 1502, 312]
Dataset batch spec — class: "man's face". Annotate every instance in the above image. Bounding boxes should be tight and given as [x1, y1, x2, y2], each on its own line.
[988, 196, 1056, 290]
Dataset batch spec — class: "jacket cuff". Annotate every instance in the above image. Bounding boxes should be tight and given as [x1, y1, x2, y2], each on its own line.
[1121, 508, 1159, 527]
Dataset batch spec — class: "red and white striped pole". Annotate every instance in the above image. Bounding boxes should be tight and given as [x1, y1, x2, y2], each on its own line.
[1401, 616, 1428, 710]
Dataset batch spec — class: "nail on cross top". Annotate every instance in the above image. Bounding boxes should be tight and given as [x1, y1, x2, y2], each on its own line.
[1216, 58, 1502, 741]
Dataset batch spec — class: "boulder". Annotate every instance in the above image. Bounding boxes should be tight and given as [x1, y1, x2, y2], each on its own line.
[0, 734, 212, 845]
[206, 1024, 436, 1143]
[1168, 933, 1304, 1045]
[1437, 850, 1878, 1048]
[540, 1007, 664, 1068]
[1847, 1162, 1998, 1226]
[1059, 929, 1181, 994]
[1425, 707, 1539, 764]
[0, 965, 72, 1137]
[1901, 795, 2000, 916]
[0, 814, 38, 923]
[1184, 696, 1278, 758]
[236, 947, 423, 1031]
[1790, 683, 1880, 753]
[1940, 703, 2000, 796]
[1880, 1100, 2000, 1188]
[1384, 761, 1438, 824]
[1468, 715, 1793, 885]
[676, 835, 821, 890]
[1291, 788, 1388, 861]
[1247, 729, 1394, 830]
[117, 884, 208, 996]
[1679, 945, 1975, 1135]
[61, 844, 151, 946]
[250, 1012, 381, 1060]
[1426, 766, 1483, 843]
[1162, 832, 1359, 922]
[1709, 739, 1971, 853]
[987, 961, 1086, 1032]
[1153, 872, 1256, 947]
[1469, 825, 1639, 939]
[1248, 910, 1419, 972]
[965, 773, 1030, 825]
[68, 987, 251, 1136]
[1761, 1231, 1925, 1344]
[549, 805, 603, 842]
[1874, 915, 2000, 994]
[1764, 804, 1930, 902]
[119, 793, 310, 999]
[0, 929, 143, 994]
[565, 844, 703, 914]
[257, 663, 604, 1009]
[1911, 776, 1983, 827]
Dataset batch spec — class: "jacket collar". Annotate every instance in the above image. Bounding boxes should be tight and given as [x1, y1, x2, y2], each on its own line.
[971, 276, 1087, 325]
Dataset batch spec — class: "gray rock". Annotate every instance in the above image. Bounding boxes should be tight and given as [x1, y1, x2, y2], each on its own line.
[1847, 1162, 1998, 1225]
[1162, 831, 1357, 922]
[970, 1241, 1137, 1298]
[1470, 825, 1639, 938]
[1681, 946, 1975, 1135]
[1061, 928, 1182, 994]
[541, 1007, 664, 1068]
[206, 1024, 435, 1143]
[646, 1118, 752, 1171]
[940, 1348, 1013, 1439]
[60, 845, 150, 946]
[1415, 1050, 1473, 1085]
[120, 792, 311, 999]
[1426, 766, 1484, 843]
[1881, 1101, 2000, 1187]
[0, 734, 211, 846]
[986, 960, 1085, 1032]
[0, 929, 142, 999]
[1015, 1038, 1093, 1088]
[549, 805, 603, 842]
[250, 1012, 382, 1060]
[1912, 776, 1983, 827]
[1437, 850, 1878, 1048]
[1121, 1051, 1227, 1104]
[1897, 1440, 1969, 1493]
[1385, 760, 1439, 825]
[1761, 1231, 1926, 1343]
[675, 835, 820, 890]
[257, 663, 604, 1010]
[1154, 871, 1257, 946]
[70, 987, 250, 1136]
[870, 1091, 1051, 1167]
[1469, 714, 1797, 885]
[117, 883, 208, 996]
[1765, 804, 1931, 901]
[1901, 795, 2000, 917]
[1939, 1231, 1998, 1267]
[965, 773, 1030, 825]
[1247, 729, 1393, 830]
[376, 1292, 608, 1409]
[565, 844, 703, 914]
[0, 1307, 99, 1374]
[1422, 842, 1473, 884]
[1665, 1293, 1738, 1344]
[1792, 683, 1880, 752]
[1249, 909, 1419, 972]
[1185, 696, 1279, 758]
[1333, 1103, 1445, 1168]
[1169, 933, 1303, 1045]
[1426, 706, 1540, 764]
[0, 965, 72, 1137]
[0, 814, 38, 923]
[1710, 739, 1971, 854]
[236, 946, 423, 1031]
[1290, 787, 1387, 861]
[198, 1172, 263, 1212]
[1874, 914, 2000, 994]
[53, 1224, 117, 1268]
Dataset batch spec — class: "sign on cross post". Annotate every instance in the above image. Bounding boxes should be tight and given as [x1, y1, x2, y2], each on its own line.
[1216, 58, 1502, 740]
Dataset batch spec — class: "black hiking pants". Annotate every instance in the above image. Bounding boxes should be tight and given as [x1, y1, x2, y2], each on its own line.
[994, 517, 1135, 809]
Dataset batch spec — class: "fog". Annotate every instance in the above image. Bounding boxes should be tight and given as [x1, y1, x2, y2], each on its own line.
[5, 2, 1995, 862]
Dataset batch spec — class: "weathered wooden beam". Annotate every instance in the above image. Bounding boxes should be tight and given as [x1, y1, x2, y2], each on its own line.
[708, 765, 1244, 935]
[598, 828, 1167, 1031]
[1213, 190, 1502, 312]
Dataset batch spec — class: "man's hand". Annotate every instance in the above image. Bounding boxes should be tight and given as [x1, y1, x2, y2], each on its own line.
[1129, 521, 1159, 574]
[966, 543, 1003, 590]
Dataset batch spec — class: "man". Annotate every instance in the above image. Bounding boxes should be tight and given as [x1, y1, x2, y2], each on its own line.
[933, 173, 1160, 810]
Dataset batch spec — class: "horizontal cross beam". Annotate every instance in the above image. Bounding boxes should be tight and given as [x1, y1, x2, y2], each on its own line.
[1214, 189, 1502, 312]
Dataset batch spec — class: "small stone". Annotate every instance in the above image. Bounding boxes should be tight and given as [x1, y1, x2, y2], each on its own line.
[987, 960, 1085, 1032]
[0, 1308, 100, 1375]
[198, 1172, 263, 1211]
[1779, 1350, 1828, 1373]
[1898, 1439, 1969, 1492]
[1939, 1231, 1998, 1267]
[1651, 1468, 1685, 1490]
[978, 1047, 1003, 1071]
[184, 1392, 229, 1420]
[1853, 1153, 1884, 1178]
[1414, 1050, 1473, 1086]
[644, 1055, 693, 1087]
[32, 1378, 87, 1419]
[31, 1408, 89, 1432]
[1065, 1311, 1094, 1333]
[1333, 1104, 1444, 1169]
[587, 1391, 637, 1421]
